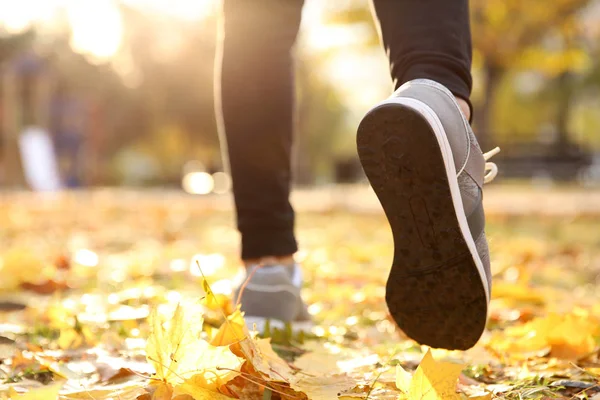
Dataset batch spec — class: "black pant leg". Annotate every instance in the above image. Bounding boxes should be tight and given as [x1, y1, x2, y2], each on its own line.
[371, 0, 473, 114]
[216, 0, 304, 260]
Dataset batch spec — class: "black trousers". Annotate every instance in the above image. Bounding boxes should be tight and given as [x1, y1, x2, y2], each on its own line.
[216, 0, 473, 260]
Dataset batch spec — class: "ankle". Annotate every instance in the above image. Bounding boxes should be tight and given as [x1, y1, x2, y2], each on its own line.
[455, 97, 471, 121]
[243, 254, 295, 268]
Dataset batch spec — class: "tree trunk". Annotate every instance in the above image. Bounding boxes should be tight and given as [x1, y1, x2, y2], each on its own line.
[555, 72, 573, 155]
[473, 62, 504, 150]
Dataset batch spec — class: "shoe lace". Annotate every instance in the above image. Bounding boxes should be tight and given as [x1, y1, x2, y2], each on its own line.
[483, 147, 501, 184]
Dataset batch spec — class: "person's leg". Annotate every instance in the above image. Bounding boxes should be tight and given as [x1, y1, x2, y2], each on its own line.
[215, 0, 309, 328]
[215, 0, 304, 263]
[359, 0, 499, 349]
[371, 0, 473, 120]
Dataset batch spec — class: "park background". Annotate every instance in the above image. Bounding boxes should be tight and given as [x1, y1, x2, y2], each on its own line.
[2, 0, 600, 189]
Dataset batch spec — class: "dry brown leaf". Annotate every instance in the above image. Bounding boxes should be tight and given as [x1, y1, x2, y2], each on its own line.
[254, 338, 295, 381]
[97, 365, 137, 383]
[212, 309, 295, 383]
[20, 279, 68, 294]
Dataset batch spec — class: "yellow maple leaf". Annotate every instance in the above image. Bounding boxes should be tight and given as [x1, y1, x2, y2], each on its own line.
[10, 383, 63, 400]
[145, 302, 243, 394]
[152, 381, 173, 400]
[209, 308, 294, 383]
[175, 376, 235, 400]
[202, 292, 234, 316]
[396, 364, 412, 394]
[395, 350, 464, 400]
[206, 303, 353, 399]
[210, 309, 247, 347]
[57, 325, 95, 350]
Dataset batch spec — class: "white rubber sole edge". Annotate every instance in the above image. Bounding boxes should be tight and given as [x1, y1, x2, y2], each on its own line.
[244, 316, 314, 334]
[376, 97, 491, 303]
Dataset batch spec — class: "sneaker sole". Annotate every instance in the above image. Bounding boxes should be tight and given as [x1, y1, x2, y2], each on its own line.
[357, 97, 488, 350]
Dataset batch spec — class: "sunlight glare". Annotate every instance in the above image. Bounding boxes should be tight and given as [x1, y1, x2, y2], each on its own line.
[190, 253, 225, 277]
[67, 0, 122, 60]
[1, 0, 215, 61]
[74, 249, 99, 267]
[0, 0, 56, 33]
[212, 172, 232, 194]
[182, 172, 214, 195]
[123, 0, 217, 21]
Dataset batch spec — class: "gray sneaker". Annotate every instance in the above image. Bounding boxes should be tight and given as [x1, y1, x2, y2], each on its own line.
[234, 263, 312, 332]
[357, 79, 499, 350]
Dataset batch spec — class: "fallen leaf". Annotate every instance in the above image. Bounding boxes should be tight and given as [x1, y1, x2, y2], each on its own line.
[145, 302, 242, 392]
[488, 312, 599, 360]
[60, 383, 147, 399]
[97, 365, 137, 383]
[20, 279, 68, 294]
[216, 311, 295, 383]
[202, 291, 234, 316]
[152, 381, 173, 400]
[293, 347, 342, 375]
[210, 308, 247, 347]
[254, 338, 295, 382]
[0, 249, 51, 289]
[174, 377, 235, 400]
[58, 329, 81, 350]
[491, 282, 546, 305]
[397, 350, 464, 400]
[337, 384, 372, 399]
[467, 393, 492, 400]
[289, 374, 355, 400]
[396, 365, 412, 393]
[10, 383, 63, 399]
[54, 254, 71, 270]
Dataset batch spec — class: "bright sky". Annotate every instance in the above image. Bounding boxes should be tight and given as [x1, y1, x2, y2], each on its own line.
[0, 0, 217, 59]
[0, 0, 363, 59]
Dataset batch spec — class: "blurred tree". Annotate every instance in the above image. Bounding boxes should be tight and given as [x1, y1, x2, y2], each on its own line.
[22, 6, 221, 185]
[0, 29, 35, 62]
[111, 5, 220, 183]
[294, 1, 378, 183]
[471, 0, 592, 148]
[319, 0, 594, 152]
[295, 57, 347, 184]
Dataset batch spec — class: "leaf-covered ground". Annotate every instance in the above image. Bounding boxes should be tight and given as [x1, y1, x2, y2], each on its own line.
[1, 187, 600, 399]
